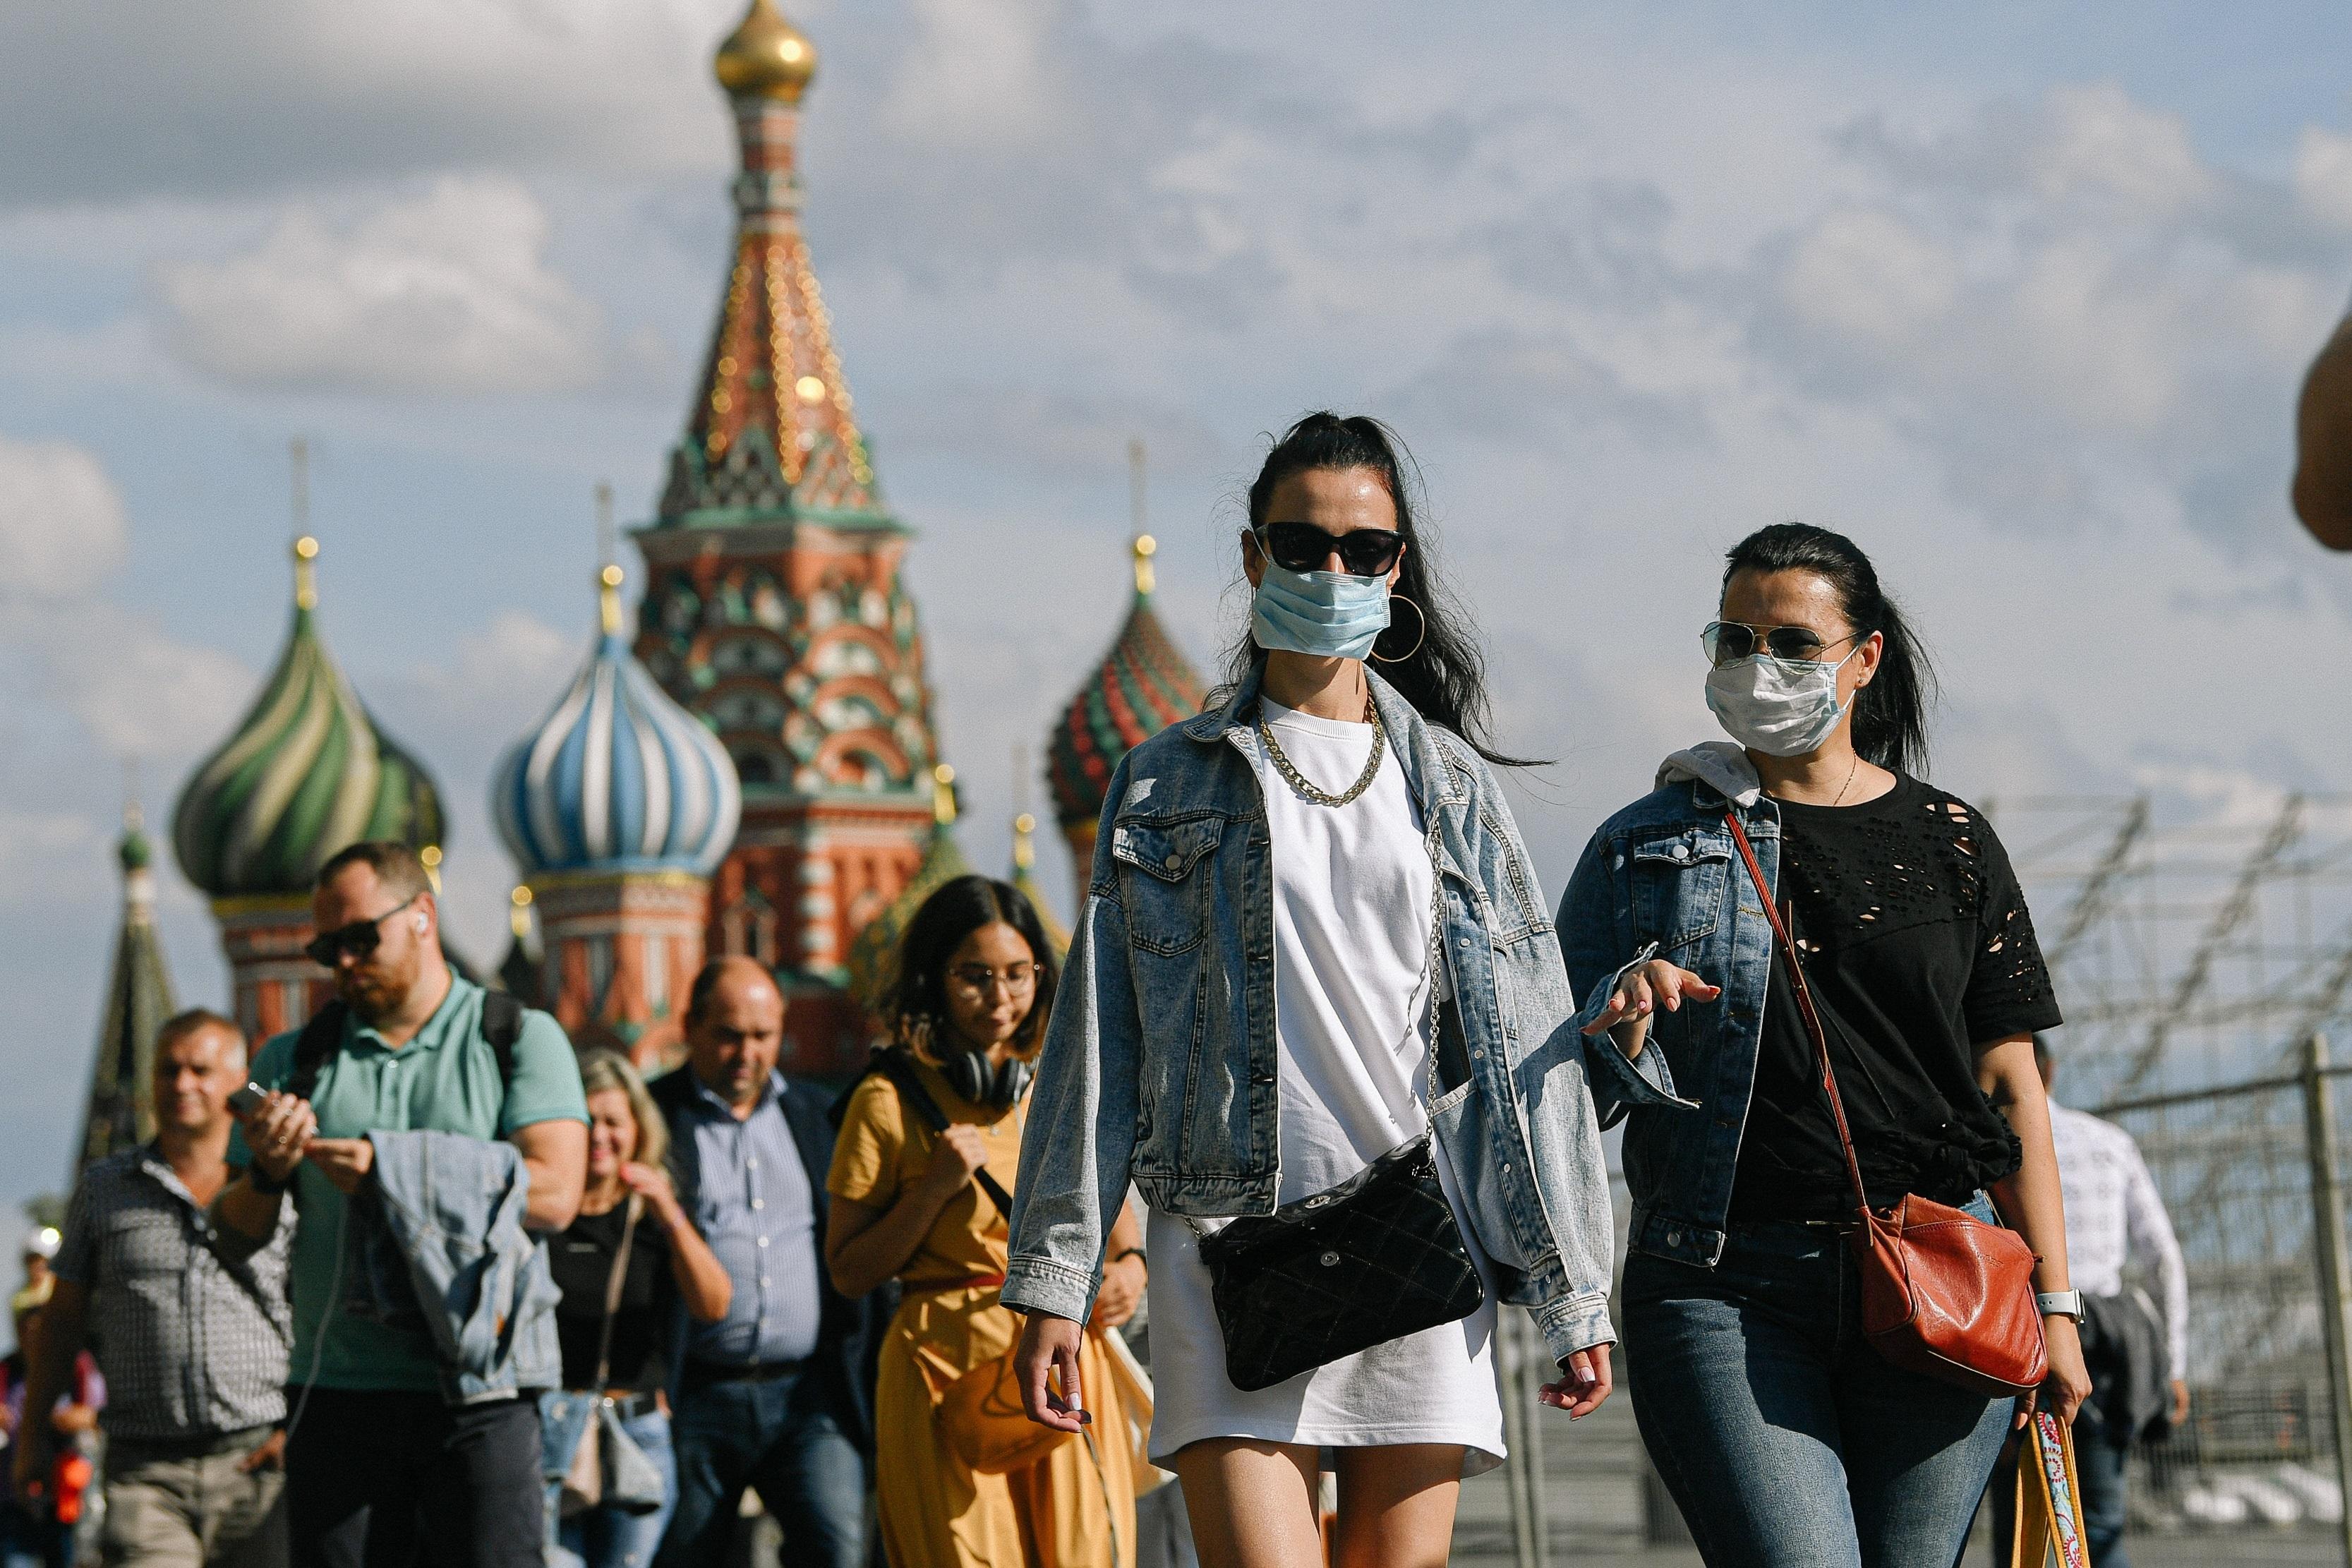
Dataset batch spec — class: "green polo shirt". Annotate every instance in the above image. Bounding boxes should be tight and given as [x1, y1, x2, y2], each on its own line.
[233, 976, 588, 1392]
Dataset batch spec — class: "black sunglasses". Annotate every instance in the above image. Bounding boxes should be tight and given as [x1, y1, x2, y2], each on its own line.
[303, 894, 421, 969]
[1701, 620, 1862, 667]
[1255, 521, 1406, 577]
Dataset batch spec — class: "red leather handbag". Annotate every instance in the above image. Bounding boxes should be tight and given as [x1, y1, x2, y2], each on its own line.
[1723, 813, 2049, 1397]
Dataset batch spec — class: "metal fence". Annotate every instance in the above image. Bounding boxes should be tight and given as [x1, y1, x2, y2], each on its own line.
[2088, 1037, 2352, 1559]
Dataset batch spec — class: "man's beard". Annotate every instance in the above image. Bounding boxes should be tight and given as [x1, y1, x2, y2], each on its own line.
[339, 966, 409, 1022]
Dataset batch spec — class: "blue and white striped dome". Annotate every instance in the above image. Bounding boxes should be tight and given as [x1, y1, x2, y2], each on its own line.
[493, 596, 741, 879]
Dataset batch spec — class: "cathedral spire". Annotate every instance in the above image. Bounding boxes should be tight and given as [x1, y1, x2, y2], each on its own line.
[74, 788, 178, 1172]
[658, 0, 878, 524]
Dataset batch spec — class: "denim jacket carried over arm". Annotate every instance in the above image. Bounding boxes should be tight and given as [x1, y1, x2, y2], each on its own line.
[1002, 667, 1621, 1365]
[358, 1129, 564, 1405]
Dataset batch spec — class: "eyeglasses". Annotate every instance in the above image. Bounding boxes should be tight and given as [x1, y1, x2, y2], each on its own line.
[303, 894, 421, 969]
[1255, 522, 1406, 578]
[1701, 621, 1862, 668]
[947, 963, 1039, 996]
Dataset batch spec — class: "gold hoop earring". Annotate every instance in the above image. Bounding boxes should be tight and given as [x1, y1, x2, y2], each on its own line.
[1371, 593, 1426, 663]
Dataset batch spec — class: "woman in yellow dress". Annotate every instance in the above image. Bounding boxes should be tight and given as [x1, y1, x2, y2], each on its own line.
[828, 875, 1146, 1568]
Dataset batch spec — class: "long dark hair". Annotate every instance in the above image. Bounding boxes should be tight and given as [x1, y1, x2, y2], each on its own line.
[1721, 523, 1937, 776]
[883, 875, 1061, 1060]
[1224, 411, 1531, 766]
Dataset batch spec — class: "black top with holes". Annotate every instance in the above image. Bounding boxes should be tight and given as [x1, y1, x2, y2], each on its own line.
[1729, 773, 2061, 1223]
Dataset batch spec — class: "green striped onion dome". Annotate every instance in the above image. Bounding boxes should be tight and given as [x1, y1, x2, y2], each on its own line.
[173, 541, 445, 900]
[1046, 536, 1205, 832]
[846, 765, 972, 1010]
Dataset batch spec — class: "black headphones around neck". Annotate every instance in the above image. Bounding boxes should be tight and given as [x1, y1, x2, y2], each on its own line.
[936, 1044, 1035, 1110]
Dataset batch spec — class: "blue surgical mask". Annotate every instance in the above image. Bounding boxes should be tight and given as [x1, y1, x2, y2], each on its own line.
[1704, 647, 1859, 757]
[1250, 562, 1392, 661]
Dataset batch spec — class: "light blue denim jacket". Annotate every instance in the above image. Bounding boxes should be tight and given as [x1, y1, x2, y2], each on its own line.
[1001, 667, 1620, 1363]
[358, 1129, 564, 1404]
[1555, 742, 1791, 1273]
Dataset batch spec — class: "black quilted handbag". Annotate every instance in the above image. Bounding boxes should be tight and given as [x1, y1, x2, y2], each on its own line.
[1195, 1133, 1485, 1392]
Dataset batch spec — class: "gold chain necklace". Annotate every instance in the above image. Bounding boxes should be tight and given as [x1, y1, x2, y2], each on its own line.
[1258, 694, 1387, 807]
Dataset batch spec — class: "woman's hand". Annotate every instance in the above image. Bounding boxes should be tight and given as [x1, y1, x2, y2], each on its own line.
[920, 1124, 991, 1198]
[619, 1161, 685, 1225]
[1015, 1312, 1092, 1433]
[1538, 1344, 1614, 1419]
[2018, 1316, 2092, 1429]
[1091, 1253, 1145, 1329]
[1580, 960, 1720, 1051]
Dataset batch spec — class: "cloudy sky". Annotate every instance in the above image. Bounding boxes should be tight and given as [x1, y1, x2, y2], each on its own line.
[1, 0, 2347, 1221]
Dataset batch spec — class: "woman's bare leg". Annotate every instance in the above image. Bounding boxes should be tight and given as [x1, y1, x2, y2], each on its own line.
[1170, 1439, 1323, 1568]
[1329, 1445, 1466, 1568]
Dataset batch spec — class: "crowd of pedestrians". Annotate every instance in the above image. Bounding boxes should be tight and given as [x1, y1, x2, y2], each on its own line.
[9, 410, 2192, 1568]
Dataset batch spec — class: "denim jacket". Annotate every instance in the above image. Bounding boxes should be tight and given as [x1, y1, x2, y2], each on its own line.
[1001, 667, 1620, 1362]
[358, 1129, 563, 1404]
[1555, 742, 1790, 1273]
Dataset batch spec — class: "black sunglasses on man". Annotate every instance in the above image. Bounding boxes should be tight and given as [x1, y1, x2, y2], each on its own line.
[303, 893, 422, 970]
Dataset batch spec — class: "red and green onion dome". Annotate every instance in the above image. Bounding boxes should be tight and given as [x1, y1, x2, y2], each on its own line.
[1044, 536, 1206, 840]
[845, 764, 972, 1011]
[172, 538, 446, 900]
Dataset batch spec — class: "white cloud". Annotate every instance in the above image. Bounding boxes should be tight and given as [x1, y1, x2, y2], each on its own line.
[22, 602, 253, 761]
[2032, 83, 2212, 213]
[0, 435, 249, 763]
[0, 437, 128, 598]
[2295, 127, 2352, 231]
[155, 178, 608, 395]
[1779, 209, 1958, 349]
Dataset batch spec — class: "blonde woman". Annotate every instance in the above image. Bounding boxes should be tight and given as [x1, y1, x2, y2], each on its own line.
[828, 876, 1144, 1568]
[545, 1051, 732, 1568]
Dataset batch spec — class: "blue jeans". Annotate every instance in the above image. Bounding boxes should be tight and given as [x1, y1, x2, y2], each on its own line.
[545, 1409, 677, 1568]
[1623, 1200, 2014, 1567]
[653, 1368, 864, 1568]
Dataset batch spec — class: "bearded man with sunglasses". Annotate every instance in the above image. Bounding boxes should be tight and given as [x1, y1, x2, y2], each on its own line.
[215, 842, 589, 1568]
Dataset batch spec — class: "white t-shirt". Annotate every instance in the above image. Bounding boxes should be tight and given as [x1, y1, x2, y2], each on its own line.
[1143, 699, 1504, 1471]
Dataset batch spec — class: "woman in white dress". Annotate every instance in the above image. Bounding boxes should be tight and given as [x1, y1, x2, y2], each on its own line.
[1003, 414, 1621, 1568]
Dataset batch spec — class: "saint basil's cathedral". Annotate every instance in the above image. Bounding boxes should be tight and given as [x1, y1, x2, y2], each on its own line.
[73, 0, 1205, 1163]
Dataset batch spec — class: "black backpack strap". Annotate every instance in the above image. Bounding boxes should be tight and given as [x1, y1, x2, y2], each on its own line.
[872, 1050, 1013, 1215]
[289, 992, 522, 1106]
[479, 991, 523, 1087]
[287, 1002, 349, 1103]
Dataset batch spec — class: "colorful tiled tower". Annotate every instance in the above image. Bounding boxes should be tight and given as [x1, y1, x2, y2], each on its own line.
[1045, 453, 1207, 909]
[73, 799, 178, 1173]
[634, 0, 939, 1076]
[493, 529, 742, 1070]
[844, 764, 971, 1014]
[171, 533, 446, 1039]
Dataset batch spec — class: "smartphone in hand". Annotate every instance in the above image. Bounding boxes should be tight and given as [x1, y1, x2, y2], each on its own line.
[227, 1084, 268, 1117]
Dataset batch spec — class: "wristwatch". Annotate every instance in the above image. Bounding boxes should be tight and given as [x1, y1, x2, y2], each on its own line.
[2035, 1289, 2084, 1322]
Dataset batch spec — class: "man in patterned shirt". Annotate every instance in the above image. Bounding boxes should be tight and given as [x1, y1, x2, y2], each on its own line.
[16, 1009, 292, 1568]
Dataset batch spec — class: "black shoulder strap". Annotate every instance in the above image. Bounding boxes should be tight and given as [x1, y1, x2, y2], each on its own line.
[872, 1050, 1013, 1215]
[288, 1002, 349, 1103]
[288, 992, 522, 1104]
[480, 991, 523, 1087]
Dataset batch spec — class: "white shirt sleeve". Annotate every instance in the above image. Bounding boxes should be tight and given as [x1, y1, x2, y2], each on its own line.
[2121, 1135, 2189, 1383]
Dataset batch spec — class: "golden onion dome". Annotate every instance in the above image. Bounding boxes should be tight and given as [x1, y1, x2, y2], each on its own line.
[714, 0, 817, 104]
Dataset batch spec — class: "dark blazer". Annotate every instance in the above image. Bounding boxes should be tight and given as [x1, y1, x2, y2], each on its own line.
[650, 1066, 883, 1449]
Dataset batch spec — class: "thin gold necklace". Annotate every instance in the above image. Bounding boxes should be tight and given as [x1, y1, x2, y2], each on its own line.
[1258, 692, 1386, 807]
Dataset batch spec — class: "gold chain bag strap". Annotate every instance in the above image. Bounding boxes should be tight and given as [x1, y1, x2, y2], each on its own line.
[1721, 811, 2048, 1396]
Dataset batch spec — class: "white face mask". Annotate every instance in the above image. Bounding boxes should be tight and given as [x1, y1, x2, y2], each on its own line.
[1704, 647, 1860, 757]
